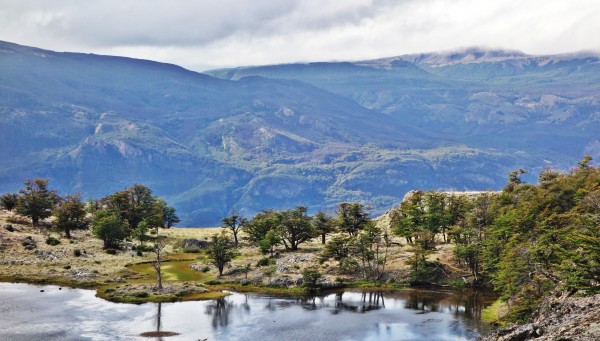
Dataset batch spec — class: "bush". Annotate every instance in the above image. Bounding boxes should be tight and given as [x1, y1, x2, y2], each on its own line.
[302, 267, 322, 291]
[204, 279, 222, 285]
[63, 265, 71, 270]
[201, 266, 211, 273]
[4, 224, 14, 232]
[105, 249, 117, 255]
[46, 236, 61, 246]
[73, 249, 82, 257]
[256, 257, 276, 267]
[21, 236, 36, 250]
[136, 250, 143, 256]
[135, 291, 149, 298]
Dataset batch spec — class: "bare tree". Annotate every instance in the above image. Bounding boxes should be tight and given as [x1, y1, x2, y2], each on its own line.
[153, 236, 167, 290]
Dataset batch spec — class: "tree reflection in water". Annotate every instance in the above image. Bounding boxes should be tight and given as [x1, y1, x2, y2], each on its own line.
[205, 297, 234, 328]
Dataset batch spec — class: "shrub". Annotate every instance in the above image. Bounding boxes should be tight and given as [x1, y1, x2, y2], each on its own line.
[256, 257, 276, 267]
[301, 267, 322, 291]
[21, 236, 36, 250]
[63, 265, 71, 270]
[135, 291, 149, 298]
[204, 279, 222, 285]
[201, 266, 211, 273]
[105, 249, 117, 255]
[136, 250, 143, 256]
[73, 249, 82, 257]
[46, 236, 61, 246]
[4, 224, 14, 232]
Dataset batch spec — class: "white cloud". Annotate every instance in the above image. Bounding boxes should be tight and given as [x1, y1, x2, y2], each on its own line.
[1, 0, 599, 70]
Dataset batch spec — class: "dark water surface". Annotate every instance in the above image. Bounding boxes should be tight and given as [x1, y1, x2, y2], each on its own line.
[0, 282, 496, 341]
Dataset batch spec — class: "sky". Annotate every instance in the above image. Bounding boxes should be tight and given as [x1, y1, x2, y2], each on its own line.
[1, 0, 599, 71]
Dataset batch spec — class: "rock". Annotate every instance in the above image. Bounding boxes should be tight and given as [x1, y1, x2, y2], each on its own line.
[180, 239, 211, 252]
[484, 292, 600, 340]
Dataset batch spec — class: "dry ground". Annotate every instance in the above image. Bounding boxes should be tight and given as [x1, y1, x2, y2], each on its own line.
[0, 209, 470, 301]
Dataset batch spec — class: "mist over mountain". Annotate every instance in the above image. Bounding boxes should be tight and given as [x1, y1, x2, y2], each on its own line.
[1, 41, 596, 226]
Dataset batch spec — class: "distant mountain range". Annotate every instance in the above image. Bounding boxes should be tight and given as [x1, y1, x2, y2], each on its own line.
[1, 41, 598, 226]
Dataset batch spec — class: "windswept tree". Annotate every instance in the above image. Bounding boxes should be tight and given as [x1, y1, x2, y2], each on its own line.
[0, 193, 18, 211]
[53, 194, 89, 238]
[207, 232, 239, 276]
[337, 202, 370, 236]
[16, 178, 59, 226]
[222, 211, 246, 246]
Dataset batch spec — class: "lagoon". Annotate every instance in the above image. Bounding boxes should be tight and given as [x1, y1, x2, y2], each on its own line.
[0, 282, 496, 340]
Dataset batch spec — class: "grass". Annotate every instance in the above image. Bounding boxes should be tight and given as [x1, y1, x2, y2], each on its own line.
[126, 259, 213, 283]
[482, 298, 508, 324]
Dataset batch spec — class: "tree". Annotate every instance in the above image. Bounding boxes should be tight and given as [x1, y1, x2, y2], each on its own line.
[222, 211, 245, 246]
[244, 210, 280, 244]
[301, 267, 322, 291]
[103, 184, 155, 231]
[133, 220, 149, 247]
[16, 178, 59, 226]
[161, 202, 180, 228]
[258, 229, 280, 256]
[53, 194, 89, 238]
[350, 223, 391, 281]
[277, 206, 315, 251]
[313, 211, 336, 244]
[92, 210, 128, 249]
[153, 236, 167, 290]
[321, 235, 352, 262]
[0, 193, 18, 211]
[207, 232, 239, 276]
[391, 191, 426, 244]
[337, 202, 370, 236]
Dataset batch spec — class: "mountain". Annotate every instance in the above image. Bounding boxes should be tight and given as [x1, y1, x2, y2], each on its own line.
[0, 42, 585, 226]
[206, 47, 600, 161]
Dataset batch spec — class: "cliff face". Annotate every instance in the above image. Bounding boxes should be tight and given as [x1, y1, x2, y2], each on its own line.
[484, 292, 600, 341]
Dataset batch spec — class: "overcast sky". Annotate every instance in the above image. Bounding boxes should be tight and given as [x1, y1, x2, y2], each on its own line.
[1, 0, 599, 71]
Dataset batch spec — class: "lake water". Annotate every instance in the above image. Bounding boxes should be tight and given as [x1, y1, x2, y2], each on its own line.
[0, 282, 496, 341]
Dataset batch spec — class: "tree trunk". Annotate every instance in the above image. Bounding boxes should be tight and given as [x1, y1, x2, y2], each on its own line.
[321, 233, 326, 244]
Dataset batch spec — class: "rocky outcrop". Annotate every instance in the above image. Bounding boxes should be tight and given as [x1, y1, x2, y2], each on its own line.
[483, 292, 600, 340]
[179, 239, 211, 252]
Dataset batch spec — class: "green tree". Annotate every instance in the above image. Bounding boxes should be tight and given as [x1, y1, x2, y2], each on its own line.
[133, 220, 149, 247]
[350, 223, 391, 281]
[16, 178, 59, 226]
[391, 191, 426, 244]
[207, 232, 239, 276]
[92, 210, 128, 249]
[0, 193, 18, 211]
[53, 194, 89, 238]
[244, 210, 281, 244]
[337, 202, 370, 236]
[258, 229, 280, 256]
[222, 211, 245, 246]
[321, 235, 352, 262]
[160, 201, 180, 228]
[277, 206, 315, 251]
[301, 267, 322, 291]
[103, 184, 155, 231]
[313, 211, 336, 244]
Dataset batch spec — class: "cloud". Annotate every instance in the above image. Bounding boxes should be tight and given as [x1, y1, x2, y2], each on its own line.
[1, 0, 599, 70]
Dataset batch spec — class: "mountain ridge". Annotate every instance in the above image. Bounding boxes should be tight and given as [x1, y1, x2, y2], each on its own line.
[1, 41, 595, 226]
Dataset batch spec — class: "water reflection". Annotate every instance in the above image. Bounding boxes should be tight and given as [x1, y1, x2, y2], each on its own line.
[0, 283, 496, 341]
[205, 298, 234, 328]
